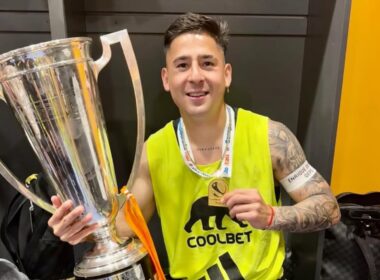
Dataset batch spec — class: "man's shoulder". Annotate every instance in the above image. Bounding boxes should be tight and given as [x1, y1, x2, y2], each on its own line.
[150, 120, 174, 135]
[147, 120, 176, 145]
[236, 107, 270, 129]
[237, 107, 268, 120]
[267, 119, 294, 139]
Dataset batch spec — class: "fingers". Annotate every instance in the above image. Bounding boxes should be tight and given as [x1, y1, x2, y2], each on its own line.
[235, 211, 260, 222]
[221, 189, 271, 229]
[221, 189, 262, 208]
[48, 198, 99, 245]
[59, 212, 91, 240]
[232, 206, 270, 229]
[48, 200, 74, 228]
[229, 203, 259, 218]
[66, 223, 99, 245]
[51, 195, 62, 208]
[60, 213, 99, 245]
[53, 205, 86, 237]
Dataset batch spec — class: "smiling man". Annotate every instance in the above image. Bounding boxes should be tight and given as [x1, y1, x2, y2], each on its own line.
[48, 13, 340, 280]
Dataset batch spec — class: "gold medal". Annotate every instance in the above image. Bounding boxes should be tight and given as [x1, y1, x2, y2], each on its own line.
[208, 178, 229, 207]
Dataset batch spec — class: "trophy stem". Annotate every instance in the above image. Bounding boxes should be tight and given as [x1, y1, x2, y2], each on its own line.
[74, 225, 155, 279]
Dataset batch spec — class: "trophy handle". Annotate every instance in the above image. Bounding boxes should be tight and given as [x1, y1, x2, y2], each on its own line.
[0, 160, 55, 214]
[92, 30, 145, 192]
[0, 84, 5, 103]
[0, 85, 55, 214]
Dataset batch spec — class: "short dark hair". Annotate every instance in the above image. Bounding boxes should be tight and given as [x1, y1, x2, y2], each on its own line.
[164, 13, 229, 54]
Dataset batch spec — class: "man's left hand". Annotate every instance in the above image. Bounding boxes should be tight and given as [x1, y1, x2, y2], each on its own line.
[221, 189, 273, 229]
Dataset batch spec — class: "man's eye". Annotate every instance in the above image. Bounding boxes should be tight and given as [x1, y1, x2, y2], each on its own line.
[176, 63, 188, 69]
[203, 61, 214, 67]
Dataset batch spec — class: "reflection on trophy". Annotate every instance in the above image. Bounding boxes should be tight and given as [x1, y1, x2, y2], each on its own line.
[0, 30, 163, 279]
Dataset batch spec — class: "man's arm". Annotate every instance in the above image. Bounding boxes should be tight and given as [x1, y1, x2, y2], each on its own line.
[268, 120, 340, 232]
[115, 144, 155, 237]
[48, 143, 155, 244]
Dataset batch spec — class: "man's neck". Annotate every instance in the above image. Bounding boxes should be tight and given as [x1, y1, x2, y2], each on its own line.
[181, 105, 227, 164]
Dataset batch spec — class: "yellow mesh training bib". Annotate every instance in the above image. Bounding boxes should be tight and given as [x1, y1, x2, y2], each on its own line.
[147, 108, 285, 280]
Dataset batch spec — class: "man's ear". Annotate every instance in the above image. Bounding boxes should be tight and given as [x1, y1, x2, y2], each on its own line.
[161, 67, 170, 92]
[224, 63, 232, 88]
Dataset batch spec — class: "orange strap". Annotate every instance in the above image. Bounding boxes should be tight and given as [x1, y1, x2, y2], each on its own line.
[121, 189, 166, 280]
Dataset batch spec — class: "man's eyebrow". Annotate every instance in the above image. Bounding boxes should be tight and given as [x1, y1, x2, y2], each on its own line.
[173, 56, 189, 64]
[200, 54, 215, 60]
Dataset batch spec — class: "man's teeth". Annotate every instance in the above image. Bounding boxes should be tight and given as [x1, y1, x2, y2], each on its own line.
[188, 92, 206, 97]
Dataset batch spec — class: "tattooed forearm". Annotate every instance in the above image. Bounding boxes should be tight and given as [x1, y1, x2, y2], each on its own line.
[270, 173, 341, 232]
[270, 195, 340, 232]
[269, 121, 306, 173]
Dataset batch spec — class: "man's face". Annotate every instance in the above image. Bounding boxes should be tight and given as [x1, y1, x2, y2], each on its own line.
[161, 32, 232, 119]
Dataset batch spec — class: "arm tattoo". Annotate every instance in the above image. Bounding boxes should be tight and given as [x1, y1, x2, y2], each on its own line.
[270, 172, 341, 232]
[269, 121, 306, 173]
[268, 121, 340, 232]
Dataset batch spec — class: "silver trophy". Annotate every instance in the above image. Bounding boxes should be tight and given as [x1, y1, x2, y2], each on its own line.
[0, 30, 155, 279]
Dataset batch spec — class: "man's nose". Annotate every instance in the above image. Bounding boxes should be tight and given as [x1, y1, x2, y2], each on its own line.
[188, 64, 204, 82]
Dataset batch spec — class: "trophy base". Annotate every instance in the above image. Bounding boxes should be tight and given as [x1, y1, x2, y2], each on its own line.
[75, 253, 155, 280]
[74, 226, 155, 279]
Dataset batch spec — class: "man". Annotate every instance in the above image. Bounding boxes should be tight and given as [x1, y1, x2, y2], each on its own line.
[48, 13, 340, 279]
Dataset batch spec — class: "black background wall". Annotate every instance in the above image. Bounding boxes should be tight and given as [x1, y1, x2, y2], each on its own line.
[0, 0, 350, 279]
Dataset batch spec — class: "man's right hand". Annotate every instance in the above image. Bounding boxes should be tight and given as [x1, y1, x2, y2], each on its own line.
[48, 195, 99, 245]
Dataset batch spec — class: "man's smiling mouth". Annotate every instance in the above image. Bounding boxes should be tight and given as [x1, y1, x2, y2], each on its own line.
[186, 91, 209, 97]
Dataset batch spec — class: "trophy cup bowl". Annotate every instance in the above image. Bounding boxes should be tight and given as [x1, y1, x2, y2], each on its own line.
[0, 30, 154, 279]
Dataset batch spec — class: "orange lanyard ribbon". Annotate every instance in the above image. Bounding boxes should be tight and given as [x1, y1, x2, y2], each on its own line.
[121, 188, 166, 280]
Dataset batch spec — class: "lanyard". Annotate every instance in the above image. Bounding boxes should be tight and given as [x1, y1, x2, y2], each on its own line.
[177, 105, 235, 178]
